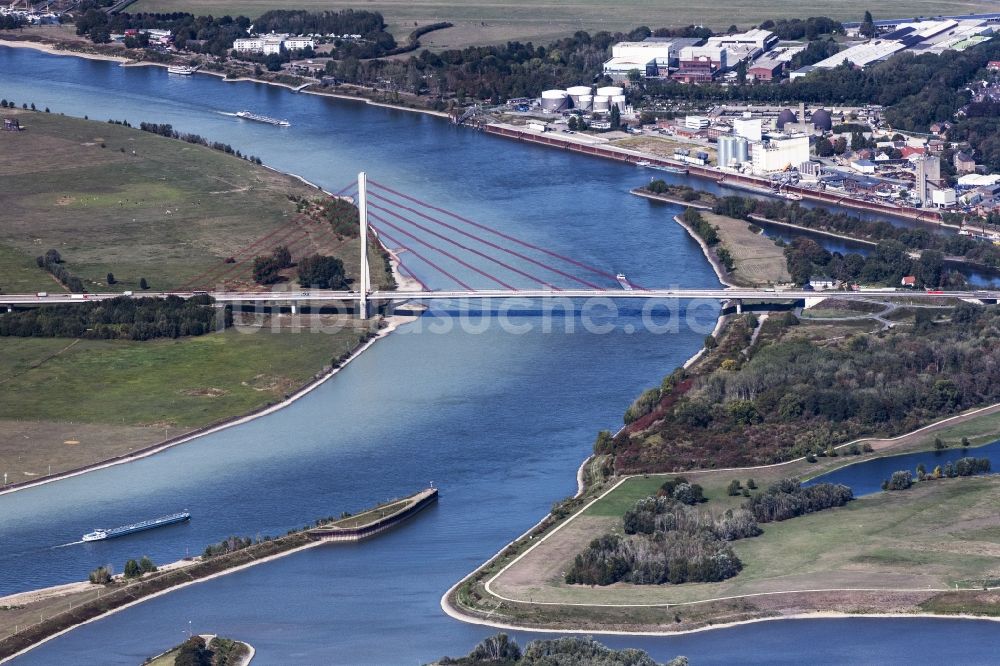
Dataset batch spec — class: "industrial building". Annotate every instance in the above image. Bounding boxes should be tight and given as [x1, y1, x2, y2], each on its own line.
[717, 135, 750, 169]
[915, 155, 942, 203]
[751, 134, 810, 174]
[733, 116, 762, 142]
[809, 18, 995, 72]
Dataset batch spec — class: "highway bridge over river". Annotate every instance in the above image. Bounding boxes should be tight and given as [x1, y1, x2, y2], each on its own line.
[5, 173, 997, 316]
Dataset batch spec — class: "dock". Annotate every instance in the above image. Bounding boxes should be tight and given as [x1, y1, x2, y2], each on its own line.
[308, 487, 438, 542]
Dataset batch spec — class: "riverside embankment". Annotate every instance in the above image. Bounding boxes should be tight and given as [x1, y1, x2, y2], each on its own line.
[0, 489, 437, 663]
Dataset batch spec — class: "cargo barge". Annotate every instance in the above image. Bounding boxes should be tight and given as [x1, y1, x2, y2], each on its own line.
[82, 512, 190, 542]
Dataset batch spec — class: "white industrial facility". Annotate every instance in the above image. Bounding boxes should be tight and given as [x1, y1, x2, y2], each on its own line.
[751, 135, 810, 175]
[538, 86, 626, 115]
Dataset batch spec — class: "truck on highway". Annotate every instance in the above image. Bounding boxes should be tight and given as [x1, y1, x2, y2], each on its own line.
[35, 291, 47, 297]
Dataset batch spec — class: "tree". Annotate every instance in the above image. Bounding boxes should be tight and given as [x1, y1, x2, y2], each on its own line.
[736, 59, 747, 86]
[567, 115, 578, 131]
[860, 11, 876, 38]
[296, 254, 346, 289]
[272, 245, 292, 269]
[746, 478, 757, 489]
[106, 272, 116, 285]
[727, 479, 742, 496]
[934, 436, 946, 450]
[610, 103, 621, 130]
[815, 136, 834, 157]
[88, 565, 112, 584]
[123, 558, 141, 579]
[174, 636, 212, 666]
[833, 137, 848, 155]
[139, 555, 157, 573]
[139, 277, 149, 290]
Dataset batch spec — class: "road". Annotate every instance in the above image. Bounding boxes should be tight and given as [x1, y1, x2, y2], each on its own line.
[1, 288, 997, 306]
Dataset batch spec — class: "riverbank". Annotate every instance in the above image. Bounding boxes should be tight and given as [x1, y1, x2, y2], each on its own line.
[442, 305, 1000, 635]
[0, 488, 436, 662]
[672, 213, 736, 288]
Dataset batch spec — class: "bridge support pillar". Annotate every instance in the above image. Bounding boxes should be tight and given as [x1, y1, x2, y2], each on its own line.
[735, 299, 743, 314]
[290, 304, 298, 315]
[803, 296, 824, 309]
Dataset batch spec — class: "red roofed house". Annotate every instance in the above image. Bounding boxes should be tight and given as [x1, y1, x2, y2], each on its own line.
[901, 276, 916, 288]
[900, 146, 926, 159]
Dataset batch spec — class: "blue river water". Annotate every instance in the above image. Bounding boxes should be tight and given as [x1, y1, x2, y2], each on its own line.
[1, 48, 999, 664]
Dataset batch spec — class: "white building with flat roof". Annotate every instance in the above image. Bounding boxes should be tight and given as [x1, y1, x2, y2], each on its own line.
[707, 29, 777, 52]
[733, 117, 762, 142]
[751, 134, 810, 174]
[610, 41, 673, 67]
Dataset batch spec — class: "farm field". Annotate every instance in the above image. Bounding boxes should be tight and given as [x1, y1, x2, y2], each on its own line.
[127, 1, 1000, 49]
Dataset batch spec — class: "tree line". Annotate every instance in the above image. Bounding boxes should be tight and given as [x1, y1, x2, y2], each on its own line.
[137, 122, 262, 164]
[0, 296, 226, 340]
[35, 249, 85, 293]
[744, 478, 853, 522]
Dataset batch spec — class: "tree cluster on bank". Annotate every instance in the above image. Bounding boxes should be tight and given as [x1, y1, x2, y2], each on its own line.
[35, 249, 85, 293]
[566, 491, 756, 586]
[714, 195, 1000, 272]
[167, 635, 248, 666]
[137, 122, 262, 164]
[434, 633, 687, 666]
[202, 536, 254, 559]
[744, 478, 853, 522]
[0, 14, 25, 30]
[607, 303, 1000, 472]
[889, 456, 992, 488]
[0, 296, 225, 340]
[252, 245, 293, 285]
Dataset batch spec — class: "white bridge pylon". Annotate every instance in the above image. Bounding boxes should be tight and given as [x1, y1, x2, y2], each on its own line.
[358, 171, 371, 318]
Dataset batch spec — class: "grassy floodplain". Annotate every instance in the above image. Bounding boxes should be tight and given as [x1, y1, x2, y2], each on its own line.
[127, 1, 1000, 49]
[0, 110, 392, 483]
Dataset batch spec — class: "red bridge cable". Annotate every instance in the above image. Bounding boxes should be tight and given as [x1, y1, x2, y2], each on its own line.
[366, 190, 601, 289]
[190, 225, 315, 290]
[368, 180, 622, 282]
[368, 213, 515, 289]
[370, 226, 472, 290]
[180, 181, 354, 289]
[367, 201, 558, 290]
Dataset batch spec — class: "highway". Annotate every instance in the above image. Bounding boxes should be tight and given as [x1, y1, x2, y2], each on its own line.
[2, 288, 997, 306]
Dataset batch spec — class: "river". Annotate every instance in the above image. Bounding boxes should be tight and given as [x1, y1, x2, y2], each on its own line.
[1, 48, 999, 664]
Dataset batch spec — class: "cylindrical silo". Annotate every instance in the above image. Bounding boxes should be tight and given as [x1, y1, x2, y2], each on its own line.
[576, 94, 593, 111]
[718, 135, 735, 168]
[610, 94, 627, 112]
[540, 89, 569, 112]
[596, 86, 624, 97]
[734, 137, 749, 163]
[566, 85, 592, 108]
[592, 95, 611, 113]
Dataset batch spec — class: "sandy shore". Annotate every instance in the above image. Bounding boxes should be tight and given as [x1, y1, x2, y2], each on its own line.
[672, 213, 737, 288]
[0, 38, 127, 63]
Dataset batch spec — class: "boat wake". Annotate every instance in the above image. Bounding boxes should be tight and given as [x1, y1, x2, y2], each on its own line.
[52, 540, 85, 548]
[215, 111, 239, 117]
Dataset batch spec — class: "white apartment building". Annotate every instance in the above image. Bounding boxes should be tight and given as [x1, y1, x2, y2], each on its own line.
[233, 34, 314, 55]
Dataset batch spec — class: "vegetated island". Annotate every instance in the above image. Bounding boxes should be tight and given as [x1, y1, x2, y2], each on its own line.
[0, 108, 404, 490]
[637, 180, 1000, 290]
[429, 632, 688, 666]
[0, 488, 437, 661]
[445, 288, 1000, 633]
[143, 634, 252, 666]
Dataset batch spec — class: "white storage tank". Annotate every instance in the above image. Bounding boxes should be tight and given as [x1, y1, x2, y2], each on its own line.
[566, 85, 592, 109]
[610, 94, 627, 112]
[593, 95, 611, 112]
[596, 86, 624, 97]
[540, 89, 569, 112]
[576, 94, 593, 111]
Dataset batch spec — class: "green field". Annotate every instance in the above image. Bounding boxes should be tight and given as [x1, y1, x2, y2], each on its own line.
[0, 109, 387, 293]
[128, 1, 1000, 48]
[0, 320, 375, 480]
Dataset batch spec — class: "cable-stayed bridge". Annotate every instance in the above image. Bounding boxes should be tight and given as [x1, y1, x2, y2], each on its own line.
[3, 173, 998, 315]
